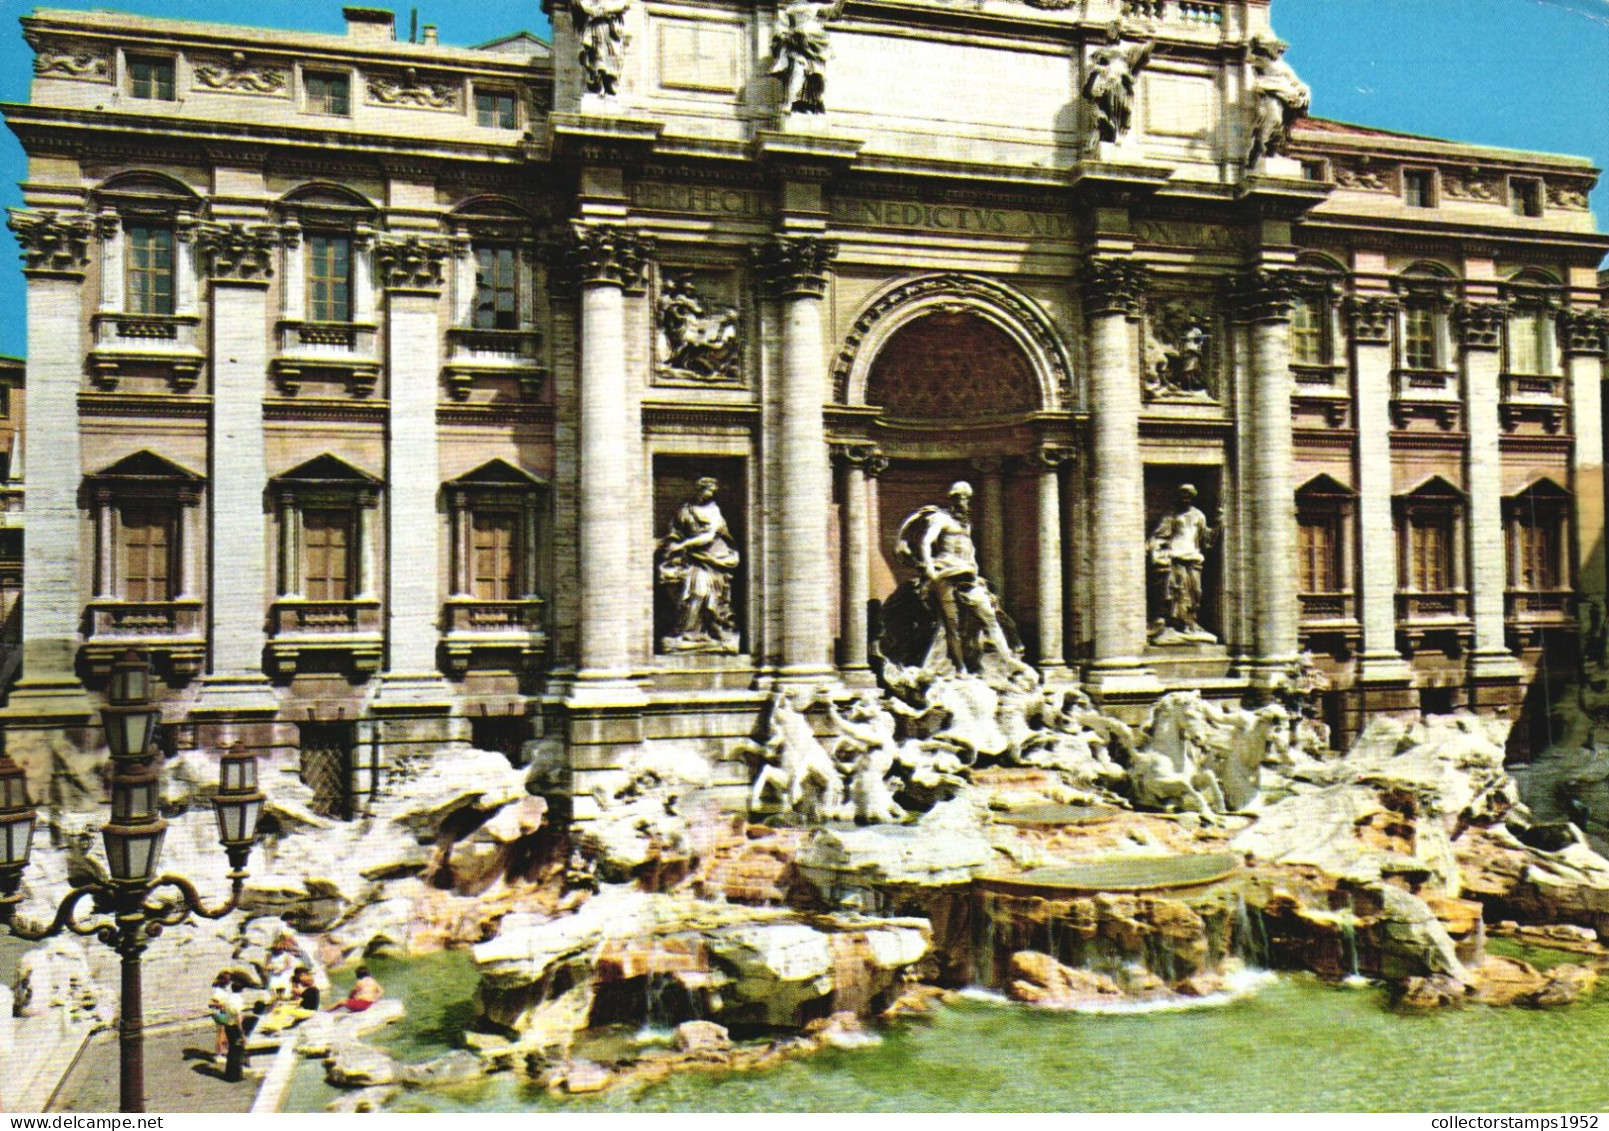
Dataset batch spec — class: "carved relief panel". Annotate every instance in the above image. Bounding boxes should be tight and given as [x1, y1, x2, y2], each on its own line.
[653, 266, 744, 386]
[1142, 296, 1219, 402]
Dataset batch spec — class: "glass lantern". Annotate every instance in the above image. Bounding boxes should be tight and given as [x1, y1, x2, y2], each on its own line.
[213, 745, 265, 849]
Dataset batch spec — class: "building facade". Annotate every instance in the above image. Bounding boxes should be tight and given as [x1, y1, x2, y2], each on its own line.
[3, 0, 1607, 815]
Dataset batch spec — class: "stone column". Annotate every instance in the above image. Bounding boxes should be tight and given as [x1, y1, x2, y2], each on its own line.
[4, 210, 95, 718]
[1562, 311, 1608, 610]
[179, 491, 201, 599]
[278, 493, 300, 598]
[96, 209, 122, 314]
[835, 443, 885, 677]
[1346, 295, 1412, 682]
[373, 233, 452, 700]
[1079, 260, 1154, 691]
[756, 236, 838, 681]
[356, 495, 378, 600]
[449, 488, 472, 597]
[1457, 300, 1525, 684]
[192, 221, 280, 715]
[1238, 269, 1301, 676]
[972, 457, 1006, 600]
[1028, 446, 1071, 677]
[568, 222, 653, 688]
[93, 487, 116, 600]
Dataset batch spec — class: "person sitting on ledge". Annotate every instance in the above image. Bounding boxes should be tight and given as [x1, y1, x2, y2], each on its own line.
[328, 965, 384, 1013]
[257, 968, 322, 1035]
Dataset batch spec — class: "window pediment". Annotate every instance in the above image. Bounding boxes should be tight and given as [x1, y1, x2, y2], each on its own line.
[1296, 472, 1355, 500]
[449, 458, 547, 490]
[272, 453, 381, 498]
[89, 449, 204, 485]
[1399, 474, 1465, 501]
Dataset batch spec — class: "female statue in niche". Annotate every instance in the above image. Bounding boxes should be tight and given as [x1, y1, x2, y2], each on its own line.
[657, 477, 741, 653]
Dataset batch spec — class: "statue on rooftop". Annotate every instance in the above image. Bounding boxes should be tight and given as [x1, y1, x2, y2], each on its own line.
[1245, 35, 1310, 166]
[1147, 484, 1220, 645]
[657, 477, 741, 653]
[769, 0, 847, 114]
[572, 0, 631, 97]
[1082, 35, 1153, 149]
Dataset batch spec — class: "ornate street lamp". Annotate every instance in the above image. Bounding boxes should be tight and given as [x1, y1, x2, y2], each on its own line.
[0, 651, 262, 1113]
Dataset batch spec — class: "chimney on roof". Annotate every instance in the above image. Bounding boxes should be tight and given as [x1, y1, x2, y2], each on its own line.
[422, 24, 438, 45]
[343, 7, 396, 42]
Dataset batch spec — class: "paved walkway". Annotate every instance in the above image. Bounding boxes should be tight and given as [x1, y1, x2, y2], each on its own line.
[48, 1020, 263, 1114]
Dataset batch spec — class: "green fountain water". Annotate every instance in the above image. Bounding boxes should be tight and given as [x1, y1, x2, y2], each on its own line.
[285, 942, 1609, 1113]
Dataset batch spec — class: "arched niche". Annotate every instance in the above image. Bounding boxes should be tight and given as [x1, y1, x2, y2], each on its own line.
[865, 309, 1039, 422]
[833, 274, 1070, 413]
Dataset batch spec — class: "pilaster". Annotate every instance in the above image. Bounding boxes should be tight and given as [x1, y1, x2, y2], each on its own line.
[1562, 310, 1608, 607]
[1457, 300, 1525, 687]
[3, 209, 94, 721]
[192, 220, 279, 718]
[1345, 294, 1413, 684]
[371, 232, 453, 707]
[755, 234, 838, 683]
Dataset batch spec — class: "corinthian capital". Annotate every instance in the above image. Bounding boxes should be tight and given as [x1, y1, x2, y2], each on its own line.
[834, 442, 888, 476]
[195, 221, 278, 283]
[1453, 301, 1505, 350]
[8, 208, 94, 276]
[1025, 446, 1074, 473]
[1343, 294, 1399, 345]
[373, 232, 452, 293]
[1559, 309, 1608, 357]
[753, 235, 838, 299]
[1079, 259, 1147, 319]
[1228, 267, 1300, 323]
[566, 222, 654, 291]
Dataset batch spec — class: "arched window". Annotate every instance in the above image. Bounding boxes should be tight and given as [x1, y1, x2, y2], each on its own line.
[1393, 262, 1458, 376]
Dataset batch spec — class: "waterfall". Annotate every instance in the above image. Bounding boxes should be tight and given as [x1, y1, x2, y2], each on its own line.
[1232, 893, 1269, 970]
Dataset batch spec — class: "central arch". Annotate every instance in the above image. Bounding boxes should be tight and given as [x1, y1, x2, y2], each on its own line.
[833, 273, 1072, 412]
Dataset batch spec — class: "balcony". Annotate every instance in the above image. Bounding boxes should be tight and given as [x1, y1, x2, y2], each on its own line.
[265, 597, 382, 679]
[1298, 591, 1360, 651]
[1396, 590, 1472, 654]
[1506, 588, 1573, 648]
[272, 320, 381, 397]
[1500, 373, 1566, 433]
[443, 327, 545, 401]
[1391, 368, 1460, 430]
[80, 598, 205, 681]
[88, 312, 204, 391]
[440, 597, 546, 676]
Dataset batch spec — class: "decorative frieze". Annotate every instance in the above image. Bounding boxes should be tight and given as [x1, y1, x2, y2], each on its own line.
[195, 221, 277, 283]
[1331, 162, 1391, 193]
[366, 68, 460, 110]
[1546, 182, 1591, 211]
[1344, 294, 1400, 345]
[1228, 268, 1298, 323]
[1442, 170, 1499, 202]
[1559, 310, 1609, 356]
[193, 52, 287, 95]
[373, 233, 452, 292]
[1453, 301, 1506, 350]
[752, 235, 837, 299]
[7, 209, 94, 276]
[566, 223, 653, 291]
[25, 33, 111, 81]
[1078, 259, 1147, 319]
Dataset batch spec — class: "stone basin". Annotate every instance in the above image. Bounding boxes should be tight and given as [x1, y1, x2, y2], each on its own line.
[990, 803, 1120, 828]
[981, 852, 1241, 896]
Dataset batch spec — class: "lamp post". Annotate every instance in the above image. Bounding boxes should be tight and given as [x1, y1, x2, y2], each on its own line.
[0, 651, 263, 1113]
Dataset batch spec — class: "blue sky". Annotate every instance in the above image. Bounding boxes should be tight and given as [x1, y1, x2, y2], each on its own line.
[0, 0, 1605, 360]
